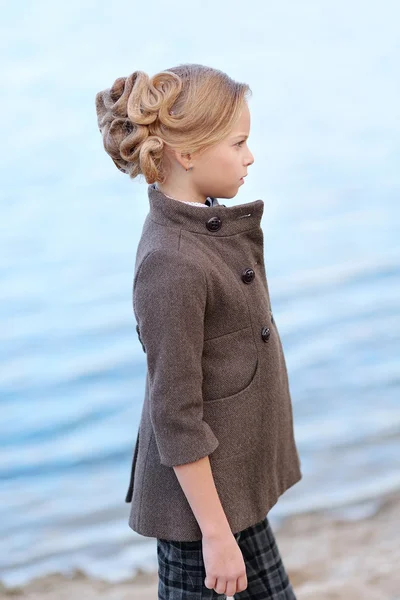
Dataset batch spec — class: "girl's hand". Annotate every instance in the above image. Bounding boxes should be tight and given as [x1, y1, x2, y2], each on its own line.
[202, 531, 248, 596]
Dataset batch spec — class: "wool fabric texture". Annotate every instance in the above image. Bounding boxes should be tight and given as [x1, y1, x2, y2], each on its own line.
[125, 183, 302, 541]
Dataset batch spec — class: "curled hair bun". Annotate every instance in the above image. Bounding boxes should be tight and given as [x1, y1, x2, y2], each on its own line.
[95, 70, 183, 182]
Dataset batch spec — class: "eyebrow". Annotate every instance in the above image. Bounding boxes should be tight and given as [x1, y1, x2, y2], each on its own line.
[231, 134, 249, 140]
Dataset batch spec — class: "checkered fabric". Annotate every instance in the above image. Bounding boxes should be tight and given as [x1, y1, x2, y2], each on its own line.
[157, 515, 297, 599]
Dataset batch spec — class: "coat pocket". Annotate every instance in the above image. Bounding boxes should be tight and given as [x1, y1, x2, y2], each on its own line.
[202, 356, 261, 462]
[202, 325, 258, 402]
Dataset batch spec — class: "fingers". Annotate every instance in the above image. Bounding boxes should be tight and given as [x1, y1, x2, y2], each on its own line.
[204, 575, 216, 590]
[214, 577, 227, 595]
[207, 575, 247, 596]
[236, 573, 248, 593]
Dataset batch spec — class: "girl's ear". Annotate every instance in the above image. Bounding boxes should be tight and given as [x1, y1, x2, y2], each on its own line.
[170, 147, 192, 171]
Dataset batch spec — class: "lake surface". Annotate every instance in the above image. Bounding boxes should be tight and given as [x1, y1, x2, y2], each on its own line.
[1, 0, 399, 588]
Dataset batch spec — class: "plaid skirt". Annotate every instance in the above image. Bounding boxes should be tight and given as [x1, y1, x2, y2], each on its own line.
[157, 515, 297, 599]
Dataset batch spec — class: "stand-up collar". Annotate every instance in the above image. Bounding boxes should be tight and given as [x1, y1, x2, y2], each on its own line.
[148, 184, 264, 236]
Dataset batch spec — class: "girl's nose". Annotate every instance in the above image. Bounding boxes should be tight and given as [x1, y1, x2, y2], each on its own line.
[247, 150, 255, 166]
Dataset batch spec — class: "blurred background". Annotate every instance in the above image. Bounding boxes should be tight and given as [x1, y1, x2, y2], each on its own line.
[1, 0, 399, 596]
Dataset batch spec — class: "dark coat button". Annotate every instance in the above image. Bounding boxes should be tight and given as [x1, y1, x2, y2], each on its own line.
[241, 268, 255, 284]
[206, 216, 222, 231]
[261, 326, 271, 342]
[136, 324, 146, 353]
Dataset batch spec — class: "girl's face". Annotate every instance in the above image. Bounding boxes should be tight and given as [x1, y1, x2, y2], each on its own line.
[191, 101, 255, 199]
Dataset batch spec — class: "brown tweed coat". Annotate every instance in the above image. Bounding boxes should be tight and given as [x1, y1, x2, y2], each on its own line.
[125, 183, 302, 541]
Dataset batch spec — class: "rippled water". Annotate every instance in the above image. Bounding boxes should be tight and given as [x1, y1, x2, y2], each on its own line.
[1, 0, 399, 588]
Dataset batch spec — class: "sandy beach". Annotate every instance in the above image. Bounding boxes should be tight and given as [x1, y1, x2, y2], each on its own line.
[1, 490, 399, 600]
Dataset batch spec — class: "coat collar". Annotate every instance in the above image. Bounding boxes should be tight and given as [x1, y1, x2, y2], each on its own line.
[147, 183, 264, 236]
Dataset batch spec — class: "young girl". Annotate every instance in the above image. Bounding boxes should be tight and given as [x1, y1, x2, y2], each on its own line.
[96, 63, 303, 599]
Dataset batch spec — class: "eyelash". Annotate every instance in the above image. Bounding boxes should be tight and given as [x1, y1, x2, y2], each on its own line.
[235, 140, 246, 147]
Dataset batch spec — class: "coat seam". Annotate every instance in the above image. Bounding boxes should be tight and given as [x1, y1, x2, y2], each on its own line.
[178, 228, 208, 292]
[132, 249, 160, 316]
[137, 426, 153, 531]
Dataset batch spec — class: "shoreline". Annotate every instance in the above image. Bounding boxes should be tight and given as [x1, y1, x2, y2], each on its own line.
[1, 490, 399, 599]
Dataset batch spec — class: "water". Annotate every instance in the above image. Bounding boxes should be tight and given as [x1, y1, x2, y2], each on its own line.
[1, 0, 399, 589]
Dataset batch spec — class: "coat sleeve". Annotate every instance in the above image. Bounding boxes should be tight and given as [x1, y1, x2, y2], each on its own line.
[133, 249, 219, 467]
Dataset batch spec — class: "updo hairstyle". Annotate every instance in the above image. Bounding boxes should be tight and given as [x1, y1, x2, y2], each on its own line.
[95, 63, 251, 183]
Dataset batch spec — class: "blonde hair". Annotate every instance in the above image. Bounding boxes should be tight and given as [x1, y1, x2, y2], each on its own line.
[95, 63, 251, 184]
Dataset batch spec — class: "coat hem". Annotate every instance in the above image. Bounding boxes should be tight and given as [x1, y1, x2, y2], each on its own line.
[127, 467, 302, 541]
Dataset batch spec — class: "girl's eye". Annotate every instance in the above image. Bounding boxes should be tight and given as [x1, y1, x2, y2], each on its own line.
[236, 140, 245, 147]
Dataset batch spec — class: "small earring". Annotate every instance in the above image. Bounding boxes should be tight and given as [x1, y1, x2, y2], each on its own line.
[186, 166, 193, 172]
